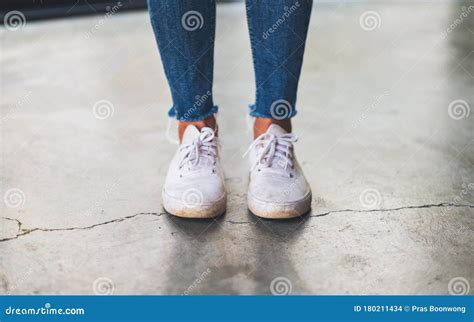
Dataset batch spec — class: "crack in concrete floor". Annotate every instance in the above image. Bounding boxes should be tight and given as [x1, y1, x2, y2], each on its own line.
[0, 213, 164, 243]
[1, 202, 473, 243]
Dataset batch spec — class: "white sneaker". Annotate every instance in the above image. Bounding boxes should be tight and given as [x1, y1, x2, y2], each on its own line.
[245, 124, 312, 219]
[162, 125, 226, 218]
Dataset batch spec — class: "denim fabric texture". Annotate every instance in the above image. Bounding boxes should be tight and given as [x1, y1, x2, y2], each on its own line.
[148, 0, 312, 121]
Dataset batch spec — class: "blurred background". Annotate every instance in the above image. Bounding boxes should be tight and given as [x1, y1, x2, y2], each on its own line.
[1, 0, 147, 21]
[1, 0, 240, 21]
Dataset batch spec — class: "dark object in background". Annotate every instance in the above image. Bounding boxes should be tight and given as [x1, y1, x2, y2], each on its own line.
[0, 0, 147, 22]
[0, 0, 238, 22]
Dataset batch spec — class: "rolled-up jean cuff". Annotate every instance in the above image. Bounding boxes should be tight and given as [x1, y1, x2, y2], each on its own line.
[247, 104, 298, 119]
[168, 105, 219, 121]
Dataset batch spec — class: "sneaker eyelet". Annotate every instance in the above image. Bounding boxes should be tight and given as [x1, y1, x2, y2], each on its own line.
[289, 173, 294, 178]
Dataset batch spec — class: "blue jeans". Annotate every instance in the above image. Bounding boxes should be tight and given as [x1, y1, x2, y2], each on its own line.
[148, 0, 313, 121]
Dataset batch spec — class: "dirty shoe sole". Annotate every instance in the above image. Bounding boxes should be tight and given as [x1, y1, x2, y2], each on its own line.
[247, 191, 312, 219]
[162, 190, 226, 219]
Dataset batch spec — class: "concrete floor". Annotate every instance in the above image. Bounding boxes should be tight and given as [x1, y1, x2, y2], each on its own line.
[1, 1, 473, 295]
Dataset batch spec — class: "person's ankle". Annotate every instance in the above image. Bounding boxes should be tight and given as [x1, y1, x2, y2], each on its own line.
[253, 118, 292, 138]
[178, 115, 217, 142]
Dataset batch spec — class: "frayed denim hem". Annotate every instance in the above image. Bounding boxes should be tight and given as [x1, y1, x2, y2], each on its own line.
[168, 105, 219, 121]
[247, 104, 298, 119]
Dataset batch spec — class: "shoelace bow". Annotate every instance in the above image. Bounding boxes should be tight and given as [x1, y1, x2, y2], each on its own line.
[243, 132, 298, 172]
[179, 128, 217, 170]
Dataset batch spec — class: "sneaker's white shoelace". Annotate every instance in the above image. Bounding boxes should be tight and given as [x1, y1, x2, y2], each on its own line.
[179, 128, 217, 170]
[244, 132, 298, 172]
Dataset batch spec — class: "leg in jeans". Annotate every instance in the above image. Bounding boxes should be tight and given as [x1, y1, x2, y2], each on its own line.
[245, 0, 313, 136]
[148, 0, 217, 135]
[245, 1, 313, 219]
[149, 1, 225, 218]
